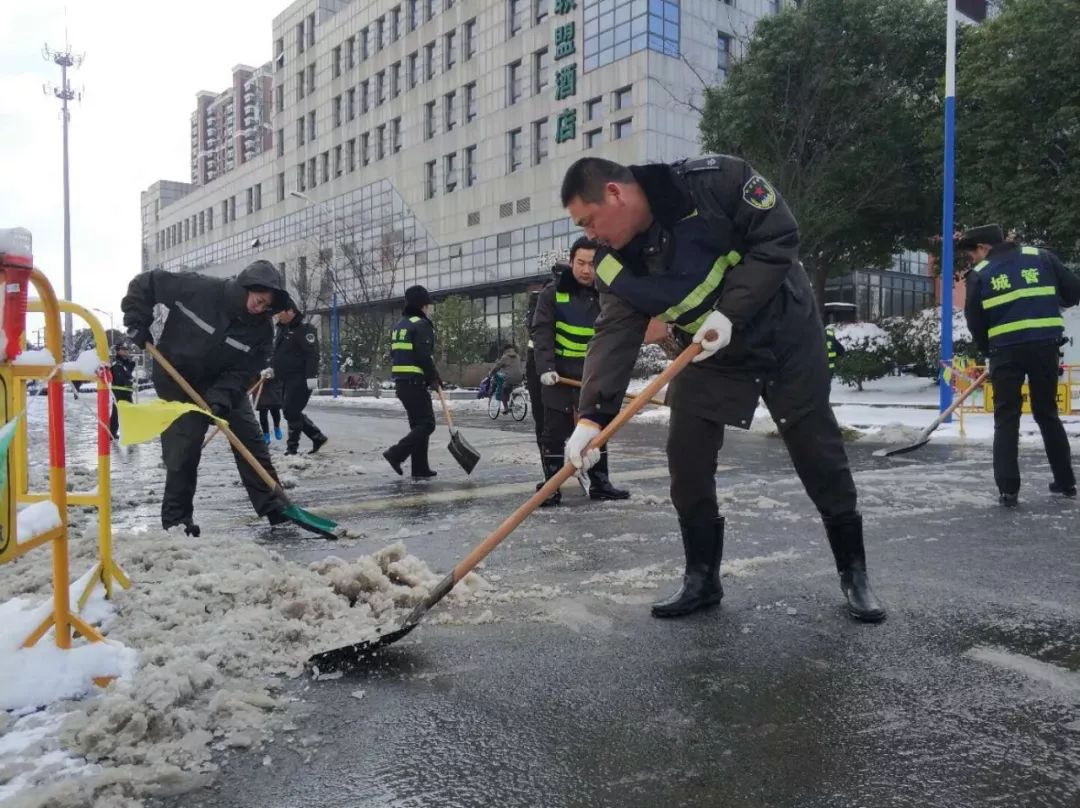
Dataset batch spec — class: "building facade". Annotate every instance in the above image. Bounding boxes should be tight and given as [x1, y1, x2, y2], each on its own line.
[141, 0, 794, 347]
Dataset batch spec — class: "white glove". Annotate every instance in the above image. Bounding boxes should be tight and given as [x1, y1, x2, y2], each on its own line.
[306, 378, 318, 391]
[565, 419, 602, 471]
[260, 368, 274, 380]
[692, 310, 733, 363]
[540, 371, 559, 386]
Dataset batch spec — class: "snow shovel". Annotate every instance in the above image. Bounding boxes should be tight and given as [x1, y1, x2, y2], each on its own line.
[874, 369, 989, 457]
[305, 333, 714, 672]
[145, 343, 339, 539]
[558, 376, 667, 407]
[435, 385, 480, 474]
[203, 377, 263, 448]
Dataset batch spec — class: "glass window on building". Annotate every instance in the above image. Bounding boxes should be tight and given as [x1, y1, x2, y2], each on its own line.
[461, 81, 476, 123]
[534, 0, 548, 24]
[346, 36, 356, 69]
[333, 46, 342, 78]
[613, 85, 632, 110]
[277, 172, 286, 201]
[308, 110, 316, 140]
[307, 63, 315, 95]
[585, 96, 602, 121]
[533, 118, 549, 165]
[346, 139, 356, 172]
[425, 101, 437, 139]
[508, 128, 522, 173]
[445, 90, 458, 130]
[508, 59, 523, 105]
[464, 145, 477, 186]
[407, 0, 419, 31]
[361, 132, 370, 165]
[376, 71, 386, 104]
[391, 62, 401, 98]
[334, 145, 343, 177]
[425, 0, 437, 21]
[445, 30, 457, 70]
[407, 52, 419, 88]
[445, 153, 458, 192]
[361, 79, 370, 112]
[425, 41, 437, 80]
[277, 128, 285, 156]
[321, 151, 330, 183]
[275, 84, 284, 113]
[375, 125, 385, 160]
[584, 0, 678, 71]
[612, 117, 632, 139]
[333, 95, 342, 127]
[297, 117, 305, 146]
[360, 27, 370, 61]
[533, 47, 549, 94]
[390, 6, 401, 41]
[425, 160, 437, 198]
[464, 18, 477, 60]
[585, 127, 602, 148]
[347, 87, 356, 120]
[391, 117, 402, 153]
[508, 0, 526, 37]
[296, 164, 305, 191]
[297, 70, 305, 100]
[717, 32, 731, 78]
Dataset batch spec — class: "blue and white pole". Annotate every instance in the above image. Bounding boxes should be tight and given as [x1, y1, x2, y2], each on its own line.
[331, 292, 340, 399]
[939, 0, 957, 416]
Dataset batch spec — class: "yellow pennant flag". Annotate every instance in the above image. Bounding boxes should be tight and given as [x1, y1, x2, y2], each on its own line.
[116, 400, 226, 446]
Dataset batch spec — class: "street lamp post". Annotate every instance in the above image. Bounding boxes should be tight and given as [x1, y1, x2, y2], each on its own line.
[290, 191, 341, 398]
[939, 0, 957, 418]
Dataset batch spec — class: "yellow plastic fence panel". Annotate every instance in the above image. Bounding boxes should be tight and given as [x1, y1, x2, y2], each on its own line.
[983, 382, 1072, 415]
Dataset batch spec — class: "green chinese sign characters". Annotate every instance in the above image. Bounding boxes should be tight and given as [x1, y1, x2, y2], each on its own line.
[552, 0, 578, 143]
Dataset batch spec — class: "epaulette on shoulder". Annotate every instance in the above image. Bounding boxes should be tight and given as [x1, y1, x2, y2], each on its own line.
[675, 155, 728, 175]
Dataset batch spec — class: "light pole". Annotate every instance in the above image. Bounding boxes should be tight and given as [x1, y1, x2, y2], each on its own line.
[939, 0, 957, 417]
[290, 191, 341, 398]
[88, 307, 115, 345]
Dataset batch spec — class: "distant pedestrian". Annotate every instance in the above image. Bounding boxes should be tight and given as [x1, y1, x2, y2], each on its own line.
[255, 367, 284, 444]
[272, 300, 328, 456]
[109, 341, 136, 440]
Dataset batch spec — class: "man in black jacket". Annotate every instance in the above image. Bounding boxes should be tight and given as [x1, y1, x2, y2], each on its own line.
[121, 260, 290, 536]
[532, 237, 629, 505]
[383, 285, 440, 478]
[272, 300, 328, 455]
[109, 341, 136, 440]
[560, 156, 885, 623]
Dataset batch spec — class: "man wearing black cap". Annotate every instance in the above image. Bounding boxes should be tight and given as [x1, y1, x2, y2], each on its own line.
[272, 300, 328, 455]
[383, 284, 440, 478]
[121, 259, 291, 535]
[960, 225, 1080, 505]
[109, 341, 136, 440]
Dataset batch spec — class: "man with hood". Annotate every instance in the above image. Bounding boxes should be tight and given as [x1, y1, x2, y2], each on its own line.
[121, 259, 291, 536]
[383, 284, 440, 478]
[272, 299, 328, 455]
[531, 236, 630, 506]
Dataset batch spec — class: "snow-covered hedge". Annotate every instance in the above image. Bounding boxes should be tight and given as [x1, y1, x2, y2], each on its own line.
[832, 322, 893, 391]
[632, 343, 670, 378]
[882, 307, 973, 378]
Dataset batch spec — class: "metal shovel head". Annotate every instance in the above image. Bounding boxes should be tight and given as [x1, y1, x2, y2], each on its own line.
[306, 619, 419, 673]
[873, 437, 931, 458]
[283, 503, 340, 539]
[447, 427, 480, 474]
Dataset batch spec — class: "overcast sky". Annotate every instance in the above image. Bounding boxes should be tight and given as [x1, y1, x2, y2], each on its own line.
[0, 1, 270, 337]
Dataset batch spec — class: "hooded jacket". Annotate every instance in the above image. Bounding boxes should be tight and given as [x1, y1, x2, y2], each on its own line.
[121, 261, 285, 412]
[491, 347, 524, 386]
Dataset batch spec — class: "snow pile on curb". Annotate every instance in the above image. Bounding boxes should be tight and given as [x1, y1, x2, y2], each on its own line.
[0, 529, 474, 807]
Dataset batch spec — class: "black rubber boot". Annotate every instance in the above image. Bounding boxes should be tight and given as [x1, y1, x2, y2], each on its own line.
[382, 449, 404, 476]
[587, 449, 630, 501]
[651, 516, 724, 618]
[1049, 481, 1077, 498]
[309, 434, 328, 454]
[285, 426, 302, 456]
[538, 454, 562, 508]
[824, 512, 886, 623]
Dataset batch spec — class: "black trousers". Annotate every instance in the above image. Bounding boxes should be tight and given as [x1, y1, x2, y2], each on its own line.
[389, 379, 436, 474]
[110, 389, 133, 438]
[541, 404, 614, 478]
[990, 341, 1075, 494]
[282, 377, 324, 451]
[159, 399, 284, 527]
[667, 403, 857, 524]
[258, 407, 281, 432]
[525, 352, 544, 448]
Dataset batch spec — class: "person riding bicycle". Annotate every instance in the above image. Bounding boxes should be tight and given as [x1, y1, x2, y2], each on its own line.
[486, 344, 524, 414]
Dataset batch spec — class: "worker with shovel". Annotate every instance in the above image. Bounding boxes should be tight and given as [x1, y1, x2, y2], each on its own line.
[560, 156, 885, 623]
[532, 236, 630, 506]
[121, 260, 292, 536]
[384, 285, 440, 479]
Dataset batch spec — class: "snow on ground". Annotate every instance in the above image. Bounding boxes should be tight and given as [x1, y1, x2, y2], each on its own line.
[0, 525, 480, 807]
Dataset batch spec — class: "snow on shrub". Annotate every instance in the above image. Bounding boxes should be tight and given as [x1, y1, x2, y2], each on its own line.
[882, 307, 973, 378]
[832, 322, 893, 391]
[632, 343, 670, 378]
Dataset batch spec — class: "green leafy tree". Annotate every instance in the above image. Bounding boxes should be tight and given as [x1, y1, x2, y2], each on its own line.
[699, 0, 946, 305]
[432, 295, 493, 374]
[955, 0, 1080, 261]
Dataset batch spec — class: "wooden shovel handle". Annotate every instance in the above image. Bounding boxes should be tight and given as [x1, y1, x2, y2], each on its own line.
[145, 343, 284, 496]
[921, 368, 989, 436]
[558, 376, 666, 407]
[204, 377, 264, 448]
[449, 336, 709, 584]
[435, 385, 454, 431]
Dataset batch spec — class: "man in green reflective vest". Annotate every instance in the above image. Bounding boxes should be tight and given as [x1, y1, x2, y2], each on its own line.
[109, 341, 136, 439]
[383, 285, 440, 479]
[560, 155, 885, 623]
[961, 224, 1080, 506]
[825, 326, 845, 379]
[531, 236, 630, 506]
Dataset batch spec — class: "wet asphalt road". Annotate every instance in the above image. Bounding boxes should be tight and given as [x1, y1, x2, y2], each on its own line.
[90, 397, 1080, 808]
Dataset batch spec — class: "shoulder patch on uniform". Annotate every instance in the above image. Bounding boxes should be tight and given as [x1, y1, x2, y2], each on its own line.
[306, 332, 316, 343]
[742, 175, 776, 210]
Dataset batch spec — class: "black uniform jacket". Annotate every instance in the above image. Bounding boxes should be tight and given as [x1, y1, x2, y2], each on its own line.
[273, 316, 320, 380]
[122, 264, 276, 413]
[578, 155, 829, 431]
[532, 267, 600, 414]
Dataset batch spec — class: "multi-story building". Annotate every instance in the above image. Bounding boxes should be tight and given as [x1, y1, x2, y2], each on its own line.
[140, 0, 804, 350]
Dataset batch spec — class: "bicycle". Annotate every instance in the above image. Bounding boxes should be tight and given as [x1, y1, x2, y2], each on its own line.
[488, 385, 528, 422]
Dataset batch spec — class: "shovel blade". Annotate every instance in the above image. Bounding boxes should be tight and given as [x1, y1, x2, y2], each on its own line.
[306, 620, 419, 673]
[873, 437, 930, 458]
[447, 428, 480, 474]
[283, 504, 339, 539]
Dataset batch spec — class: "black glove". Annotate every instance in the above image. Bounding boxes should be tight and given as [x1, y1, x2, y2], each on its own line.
[208, 400, 230, 419]
[127, 325, 153, 348]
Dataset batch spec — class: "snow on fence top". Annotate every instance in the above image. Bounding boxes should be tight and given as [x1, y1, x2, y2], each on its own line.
[62, 349, 105, 378]
[16, 501, 62, 544]
[12, 348, 57, 366]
